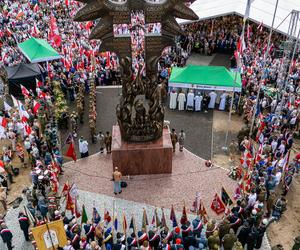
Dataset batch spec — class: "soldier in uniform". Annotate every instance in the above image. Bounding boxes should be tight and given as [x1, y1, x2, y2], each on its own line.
[178, 130, 186, 152]
[70, 111, 78, 137]
[18, 211, 30, 241]
[207, 230, 220, 250]
[89, 118, 96, 144]
[97, 131, 105, 153]
[206, 219, 217, 238]
[105, 131, 112, 154]
[170, 128, 178, 152]
[0, 223, 14, 250]
[222, 228, 237, 250]
[218, 218, 230, 240]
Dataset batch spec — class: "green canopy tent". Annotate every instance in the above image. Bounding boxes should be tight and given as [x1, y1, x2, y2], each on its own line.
[18, 38, 61, 63]
[169, 65, 242, 92]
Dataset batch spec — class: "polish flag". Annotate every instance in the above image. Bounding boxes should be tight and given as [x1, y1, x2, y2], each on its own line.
[36, 79, 43, 88]
[33, 4, 39, 12]
[0, 117, 7, 128]
[21, 84, 30, 97]
[33, 100, 41, 114]
[85, 21, 93, 30]
[257, 21, 263, 32]
[32, 23, 40, 35]
[23, 122, 32, 136]
[6, 28, 12, 36]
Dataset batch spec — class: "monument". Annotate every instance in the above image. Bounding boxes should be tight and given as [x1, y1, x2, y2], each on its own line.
[75, 0, 198, 175]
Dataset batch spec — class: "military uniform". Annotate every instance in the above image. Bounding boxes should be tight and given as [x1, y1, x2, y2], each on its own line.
[207, 231, 220, 250]
[222, 230, 237, 250]
[170, 130, 178, 152]
[105, 133, 112, 154]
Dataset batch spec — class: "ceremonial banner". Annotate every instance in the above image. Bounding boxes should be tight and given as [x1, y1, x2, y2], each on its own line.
[210, 193, 225, 215]
[221, 187, 233, 205]
[31, 220, 67, 250]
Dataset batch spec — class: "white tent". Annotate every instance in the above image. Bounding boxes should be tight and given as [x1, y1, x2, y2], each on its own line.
[178, 0, 300, 36]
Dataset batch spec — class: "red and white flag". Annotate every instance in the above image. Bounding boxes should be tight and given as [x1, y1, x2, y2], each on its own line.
[210, 193, 225, 215]
[21, 84, 30, 97]
[6, 28, 12, 37]
[33, 100, 41, 114]
[23, 122, 32, 136]
[36, 79, 43, 88]
[0, 117, 7, 128]
[257, 21, 263, 32]
[33, 4, 39, 12]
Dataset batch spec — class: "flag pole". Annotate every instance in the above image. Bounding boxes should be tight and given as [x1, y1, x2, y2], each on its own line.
[249, 0, 279, 137]
[112, 199, 115, 241]
[223, 0, 249, 150]
[223, 69, 238, 150]
[133, 213, 139, 249]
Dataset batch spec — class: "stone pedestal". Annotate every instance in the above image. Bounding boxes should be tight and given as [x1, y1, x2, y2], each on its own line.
[112, 125, 173, 175]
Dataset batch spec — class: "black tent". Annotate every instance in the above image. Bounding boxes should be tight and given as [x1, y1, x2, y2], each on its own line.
[6, 63, 43, 96]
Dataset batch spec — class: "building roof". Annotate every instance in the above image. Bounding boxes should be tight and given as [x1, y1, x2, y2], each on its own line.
[178, 0, 300, 36]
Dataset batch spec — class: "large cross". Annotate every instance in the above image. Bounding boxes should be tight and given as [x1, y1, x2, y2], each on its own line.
[113, 11, 162, 76]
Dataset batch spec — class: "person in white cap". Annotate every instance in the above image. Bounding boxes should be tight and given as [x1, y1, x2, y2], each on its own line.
[79, 136, 89, 158]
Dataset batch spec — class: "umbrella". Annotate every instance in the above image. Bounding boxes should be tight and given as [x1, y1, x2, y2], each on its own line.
[18, 37, 61, 63]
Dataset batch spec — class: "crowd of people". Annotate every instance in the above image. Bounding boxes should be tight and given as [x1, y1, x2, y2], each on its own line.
[0, 1, 299, 250]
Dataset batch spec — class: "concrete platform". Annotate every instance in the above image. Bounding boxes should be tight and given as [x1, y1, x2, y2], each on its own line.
[61, 148, 236, 217]
[111, 126, 173, 175]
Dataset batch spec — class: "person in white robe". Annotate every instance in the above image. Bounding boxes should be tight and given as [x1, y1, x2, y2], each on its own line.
[194, 95, 203, 111]
[186, 90, 195, 110]
[219, 92, 227, 111]
[169, 90, 178, 110]
[177, 92, 186, 111]
[208, 91, 217, 109]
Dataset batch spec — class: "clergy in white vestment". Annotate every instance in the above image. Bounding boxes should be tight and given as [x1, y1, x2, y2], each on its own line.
[219, 92, 227, 111]
[194, 95, 203, 111]
[177, 92, 186, 111]
[186, 90, 195, 110]
[169, 90, 178, 110]
[208, 91, 217, 109]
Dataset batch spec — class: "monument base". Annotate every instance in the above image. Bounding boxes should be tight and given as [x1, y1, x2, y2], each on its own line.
[112, 125, 173, 175]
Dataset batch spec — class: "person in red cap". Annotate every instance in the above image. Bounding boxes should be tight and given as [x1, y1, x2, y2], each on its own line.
[175, 238, 184, 250]
[173, 227, 182, 245]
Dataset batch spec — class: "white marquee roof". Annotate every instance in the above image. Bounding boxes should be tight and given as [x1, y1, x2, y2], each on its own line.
[178, 0, 300, 36]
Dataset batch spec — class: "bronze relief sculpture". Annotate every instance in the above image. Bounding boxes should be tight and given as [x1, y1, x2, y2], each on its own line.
[74, 0, 198, 142]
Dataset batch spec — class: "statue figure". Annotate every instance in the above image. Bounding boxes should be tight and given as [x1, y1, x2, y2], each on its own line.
[74, 0, 198, 142]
